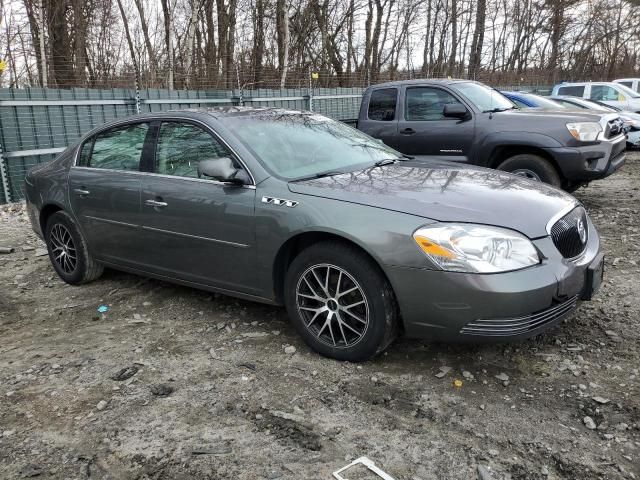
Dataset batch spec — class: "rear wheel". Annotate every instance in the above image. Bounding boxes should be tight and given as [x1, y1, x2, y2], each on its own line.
[45, 211, 103, 285]
[497, 154, 562, 187]
[284, 241, 398, 361]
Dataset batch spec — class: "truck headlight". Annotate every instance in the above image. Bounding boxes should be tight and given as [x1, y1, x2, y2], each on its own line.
[566, 122, 602, 142]
[413, 224, 540, 273]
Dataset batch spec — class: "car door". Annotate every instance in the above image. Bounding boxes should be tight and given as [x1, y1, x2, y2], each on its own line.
[68, 122, 149, 265]
[137, 120, 258, 294]
[395, 86, 474, 162]
[357, 87, 401, 149]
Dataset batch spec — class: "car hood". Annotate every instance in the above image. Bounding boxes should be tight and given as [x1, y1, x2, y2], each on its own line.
[498, 108, 606, 122]
[288, 162, 577, 238]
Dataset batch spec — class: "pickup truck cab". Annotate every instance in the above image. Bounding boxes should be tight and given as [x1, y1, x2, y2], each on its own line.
[614, 78, 640, 93]
[356, 79, 626, 190]
[551, 82, 640, 113]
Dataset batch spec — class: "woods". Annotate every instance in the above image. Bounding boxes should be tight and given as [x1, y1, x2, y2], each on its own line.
[1, 0, 640, 89]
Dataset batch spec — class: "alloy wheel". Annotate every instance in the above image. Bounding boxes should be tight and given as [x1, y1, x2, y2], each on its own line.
[296, 264, 369, 348]
[49, 223, 77, 274]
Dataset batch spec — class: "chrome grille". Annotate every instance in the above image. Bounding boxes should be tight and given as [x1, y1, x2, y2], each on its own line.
[550, 207, 588, 258]
[605, 117, 624, 138]
[460, 295, 579, 336]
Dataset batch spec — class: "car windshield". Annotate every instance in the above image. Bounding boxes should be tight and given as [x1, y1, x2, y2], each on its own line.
[526, 95, 567, 109]
[582, 99, 618, 111]
[452, 82, 515, 112]
[616, 83, 640, 98]
[224, 111, 402, 180]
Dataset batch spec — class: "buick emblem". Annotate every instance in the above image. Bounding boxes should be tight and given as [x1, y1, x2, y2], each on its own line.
[576, 218, 587, 244]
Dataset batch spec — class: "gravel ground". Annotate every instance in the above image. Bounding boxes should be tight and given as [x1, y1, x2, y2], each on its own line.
[0, 155, 639, 480]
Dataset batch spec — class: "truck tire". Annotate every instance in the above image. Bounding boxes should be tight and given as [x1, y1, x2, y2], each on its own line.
[498, 154, 562, 188]
[284, 241, 398, 362]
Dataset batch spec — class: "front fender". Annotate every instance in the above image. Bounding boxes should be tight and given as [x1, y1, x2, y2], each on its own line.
[474, 131, 565, 167]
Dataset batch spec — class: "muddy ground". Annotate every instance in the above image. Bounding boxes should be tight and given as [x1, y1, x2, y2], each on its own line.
[0, 155, 639, 480]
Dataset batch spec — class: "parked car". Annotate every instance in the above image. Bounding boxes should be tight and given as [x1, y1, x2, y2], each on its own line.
[500, 91, 568, 110]
[354, 79, 626, 190]
[25, 108, 605, 361]
[613, 78, 640, 93]
[551, 81, 640, 112]
[551, 96, 640, 148]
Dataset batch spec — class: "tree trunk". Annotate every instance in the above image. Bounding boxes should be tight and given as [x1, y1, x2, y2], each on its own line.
[448, 0, 458, 75]
[468, 0, 486, 78]
[133, 0, 158, 76]
[160, 0, 174, 89]
[115, 0, 139, 80]
[276, 0, 289, 88]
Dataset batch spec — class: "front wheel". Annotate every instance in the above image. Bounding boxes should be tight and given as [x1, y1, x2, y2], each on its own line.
[284, 241, 398, 361]
[497, 154, 562, 188]
[45, 211, 104, 285]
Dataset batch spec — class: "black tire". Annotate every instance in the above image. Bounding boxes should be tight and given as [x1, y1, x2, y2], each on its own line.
[497, 154, 562, 188]
[45, 211, 103, 285]
[284, 241, 398, 362]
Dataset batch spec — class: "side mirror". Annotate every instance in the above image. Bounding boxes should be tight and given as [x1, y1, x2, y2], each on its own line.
[443, 103, 469, 119]
[197, 157, 249, 185]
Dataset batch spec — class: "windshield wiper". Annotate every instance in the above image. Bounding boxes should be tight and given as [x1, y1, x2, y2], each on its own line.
[482, 106, 516, 113]
[373, 158, 398, 167]
[291, 170, 345, 182]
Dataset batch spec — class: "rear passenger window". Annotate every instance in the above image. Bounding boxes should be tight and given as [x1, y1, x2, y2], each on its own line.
[155, 122, 232, 178]
[368, 88, 397, 121]
[77, 139, 93, 166]
[618, 81, 633, 89]
[89, 123, 149, 171]
[557, 86, 585, 97]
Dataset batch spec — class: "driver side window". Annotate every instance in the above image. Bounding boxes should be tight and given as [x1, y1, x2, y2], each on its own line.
[88, 123, 149, 171]
[405, 87, 462, 121]
[155, 122, 232, 178]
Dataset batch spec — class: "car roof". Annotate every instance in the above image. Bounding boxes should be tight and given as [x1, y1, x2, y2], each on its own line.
[613, 78, 640, 82]
[365, 78, 472, 89]
[556, 81, 620, 86]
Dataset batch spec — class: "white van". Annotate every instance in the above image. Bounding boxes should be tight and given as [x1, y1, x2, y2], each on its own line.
[613, 78, 640, 93]
[551, 82, 640, 113]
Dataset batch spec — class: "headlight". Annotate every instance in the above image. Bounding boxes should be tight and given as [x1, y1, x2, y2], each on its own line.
[413, 224, 540, 273]
[566, 122, 602, 142]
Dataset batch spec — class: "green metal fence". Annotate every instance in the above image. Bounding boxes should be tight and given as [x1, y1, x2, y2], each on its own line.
[0, 86, 364, 204]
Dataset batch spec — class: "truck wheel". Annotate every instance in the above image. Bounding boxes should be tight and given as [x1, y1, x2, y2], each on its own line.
[45, 211, 104, 285]
[498, 154, 561, 188]
[284, 241, 398, 362]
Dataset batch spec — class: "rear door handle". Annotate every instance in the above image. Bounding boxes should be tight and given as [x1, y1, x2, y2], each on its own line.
[400, 128, 415, 135]
[73, 188, 90, 196]
[145, 199, 168, 208]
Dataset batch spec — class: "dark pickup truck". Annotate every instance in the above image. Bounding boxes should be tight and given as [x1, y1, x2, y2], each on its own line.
[350, 79, 626, 190]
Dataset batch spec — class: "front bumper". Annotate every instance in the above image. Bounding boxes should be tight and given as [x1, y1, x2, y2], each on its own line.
[545, 134, 626, 181]
[386, 220, 602, 342]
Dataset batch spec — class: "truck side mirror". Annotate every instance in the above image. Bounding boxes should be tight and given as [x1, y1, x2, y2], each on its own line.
[443, 103, 469, 119]
[442, 103, 469, 119]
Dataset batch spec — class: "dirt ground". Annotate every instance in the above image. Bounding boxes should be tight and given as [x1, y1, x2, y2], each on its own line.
[1, 155, 639, 480]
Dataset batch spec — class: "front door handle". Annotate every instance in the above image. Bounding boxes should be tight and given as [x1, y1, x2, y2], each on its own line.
[400, 128, 416, 135]
[73, 188, 90, 196]
[145, 199, 168, 208]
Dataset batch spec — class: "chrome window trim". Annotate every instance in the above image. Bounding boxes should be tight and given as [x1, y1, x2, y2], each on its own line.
[72, 116, 257, 186]
[70, 166, 256, 190]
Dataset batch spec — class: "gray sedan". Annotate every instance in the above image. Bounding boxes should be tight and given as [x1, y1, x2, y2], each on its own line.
[24, 108, 604, 361]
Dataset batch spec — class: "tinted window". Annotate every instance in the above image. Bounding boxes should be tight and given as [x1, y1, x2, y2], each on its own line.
[590, 85, 621, 101]
[155, 122, 231, 178]
[405, 87, 463, 120]
[77, 139, 93, 166]
[89, 123, 149, 170]
[368, 88, 397, 121]
[618, 81, 633, 88]
[557, 86, 585, 96]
